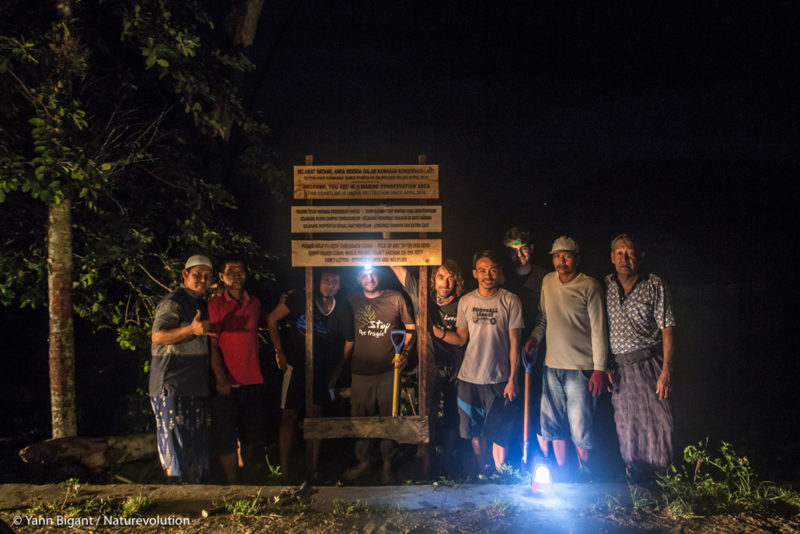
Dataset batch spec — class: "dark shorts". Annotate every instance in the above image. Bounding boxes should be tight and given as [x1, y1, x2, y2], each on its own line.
[209, 384, 266, 456]
[150, 393, 209, 483]
[456, 380, 506, 439]
[281, 363, 333, 412]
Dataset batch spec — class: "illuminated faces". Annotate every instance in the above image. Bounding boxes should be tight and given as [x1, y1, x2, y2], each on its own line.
[506, 242, 531, 267]
[551, 251, 579, 280]
[611, 238, 642, 277]
[473, 257, 502, 292]
[219, 262, 247, 291]
[319, 272, 341, 298]
[183, 265, 212, 293]
[434, 266, 456, 299]
[357, 269, 379, 293]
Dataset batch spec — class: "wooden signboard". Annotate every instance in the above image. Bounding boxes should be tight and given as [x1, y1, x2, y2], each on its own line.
[291, 205, 442, 233]
[291, 239, 442, 267]
[294, 165, 439, 200]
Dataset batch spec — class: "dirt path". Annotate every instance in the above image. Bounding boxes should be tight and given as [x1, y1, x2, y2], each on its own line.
[1, 483, 798, 533]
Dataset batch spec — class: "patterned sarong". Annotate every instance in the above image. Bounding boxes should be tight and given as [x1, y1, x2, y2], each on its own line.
[150, 393, 209, 483]
[611, 344, 673, 471]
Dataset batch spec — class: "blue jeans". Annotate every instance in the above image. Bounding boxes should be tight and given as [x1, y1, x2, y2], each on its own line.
[540, 367, 596, 449]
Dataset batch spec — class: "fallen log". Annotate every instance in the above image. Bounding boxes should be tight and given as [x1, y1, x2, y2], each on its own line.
[19, 433, 156, 471]
[303, 416, 429, 444]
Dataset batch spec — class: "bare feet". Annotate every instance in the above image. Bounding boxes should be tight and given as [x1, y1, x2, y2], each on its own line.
[343, 462, 370, 481]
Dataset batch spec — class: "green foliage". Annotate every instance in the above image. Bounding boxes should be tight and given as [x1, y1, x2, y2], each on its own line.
[602, 440, 800, 519]
[331, 498, 371, 516]
[118, 495, 151, 517]
[225, 492, 267, 516]
[0, 0, 281, 352]
[26, 479, 151, 518]
[265, 453, 282, 480]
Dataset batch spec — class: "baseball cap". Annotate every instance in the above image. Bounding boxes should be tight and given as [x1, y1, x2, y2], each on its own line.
[549, 236, 580, 254]
[184, 254, 213, 270]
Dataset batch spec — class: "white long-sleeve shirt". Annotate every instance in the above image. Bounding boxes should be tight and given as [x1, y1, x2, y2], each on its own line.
[531, 272, 608, 371]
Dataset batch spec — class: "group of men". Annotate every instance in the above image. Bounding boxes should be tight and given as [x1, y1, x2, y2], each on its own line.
[147, 228, 675, 484]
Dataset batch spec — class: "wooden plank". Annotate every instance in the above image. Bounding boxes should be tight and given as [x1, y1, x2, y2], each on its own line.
[292, 239, 441, 267]
[302, 416, 429, 444]
[304, 155, 315, 415]
[418, 266, 427, 416]
[305, 267, 314, 415]
[291, 205, 442, 233]
[294, 165, 439, 200]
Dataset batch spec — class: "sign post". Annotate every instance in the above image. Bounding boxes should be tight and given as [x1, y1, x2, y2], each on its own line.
[293, 156, 441, 444]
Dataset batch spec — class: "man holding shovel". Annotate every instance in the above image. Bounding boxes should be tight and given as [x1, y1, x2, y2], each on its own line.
[525, 236, 609, 481]
[433, 250, 523, 473]
[333, 266, 415, 484]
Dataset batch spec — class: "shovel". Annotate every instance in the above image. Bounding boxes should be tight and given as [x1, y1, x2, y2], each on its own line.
[390, 329, 407, 417]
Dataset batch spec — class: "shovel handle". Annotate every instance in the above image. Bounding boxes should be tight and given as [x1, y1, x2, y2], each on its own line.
[392, 353, 401, 416]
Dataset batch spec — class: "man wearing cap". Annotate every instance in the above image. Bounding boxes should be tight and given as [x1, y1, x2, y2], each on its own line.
[150, 254, 215, 483]
[334, 266, 415, 484]
[605, 234, 676, 477]
[525, 237, 609, 478]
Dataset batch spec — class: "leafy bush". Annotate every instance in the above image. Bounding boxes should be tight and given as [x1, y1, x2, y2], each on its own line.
[634, 440, 800, 518]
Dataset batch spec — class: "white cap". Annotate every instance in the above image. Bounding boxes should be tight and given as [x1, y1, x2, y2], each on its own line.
[549, 236, 580, 254]
[184, 254, 212, 270]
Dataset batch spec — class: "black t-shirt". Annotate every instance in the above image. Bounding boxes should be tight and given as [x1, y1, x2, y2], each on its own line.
[403, 271, 463, 369]
[284, 291, 354, 377]
[349, 289, 413, 375]
[505, 264, 547, 339]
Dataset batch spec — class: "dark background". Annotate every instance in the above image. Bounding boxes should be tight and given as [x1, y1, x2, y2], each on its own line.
[2, 2, 798, 480]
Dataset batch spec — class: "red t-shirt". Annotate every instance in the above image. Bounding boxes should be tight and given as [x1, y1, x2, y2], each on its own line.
[209, 290, 264, 385]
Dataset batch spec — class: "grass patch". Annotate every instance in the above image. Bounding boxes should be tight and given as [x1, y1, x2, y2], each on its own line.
[220, 489, 310, 517]
[332, 498, 370, 515]
[25, 478, 151, 518]
[479, 497, 519, 519]
[600, 440, 800, 519]
[225, 493, 268, 516]
[331, 498, 400, 515]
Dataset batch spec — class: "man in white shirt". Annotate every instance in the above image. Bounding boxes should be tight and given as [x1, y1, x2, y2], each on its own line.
[525, 236, 609, 478]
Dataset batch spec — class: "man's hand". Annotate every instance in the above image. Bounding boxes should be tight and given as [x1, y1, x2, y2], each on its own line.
[588, 370, 610, 397]
[394, 351, 408, 370]
[656, 369, 671, 400]
[190, 310, 215, 337]
[275, 349, 287, 371]
[503, 380, 519, 401]
[524, 336, 539, 356]
[215, 375, 240, 396]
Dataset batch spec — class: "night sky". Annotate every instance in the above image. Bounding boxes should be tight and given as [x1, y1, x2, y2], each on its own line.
[238, 1, 798, 475]
[241, 2, 795, 282]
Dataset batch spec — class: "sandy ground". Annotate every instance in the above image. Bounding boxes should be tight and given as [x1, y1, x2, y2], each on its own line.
[1, 482, 799, 533]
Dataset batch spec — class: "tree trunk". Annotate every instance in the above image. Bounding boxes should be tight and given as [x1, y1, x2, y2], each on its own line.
[212, 0, 265, 139]
[226, 0, 265, 47]
[48, 198, 77, 438]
